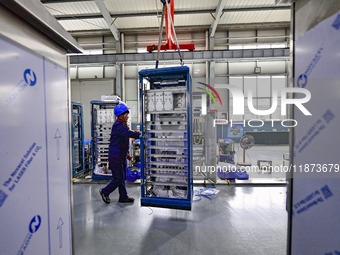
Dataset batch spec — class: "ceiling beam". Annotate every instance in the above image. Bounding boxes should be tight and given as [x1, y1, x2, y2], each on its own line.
[94, 0, 120, 41]
[210, 0, 228, 38]
[68, 22, 291, 36]
[53, 6, 291, 20]
[70, 49, 290, 65]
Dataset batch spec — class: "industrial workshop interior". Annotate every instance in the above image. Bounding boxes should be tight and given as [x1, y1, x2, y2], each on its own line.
[1, 0, 340, 254]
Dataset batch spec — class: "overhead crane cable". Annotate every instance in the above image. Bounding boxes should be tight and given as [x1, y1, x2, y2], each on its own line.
[155, 0, 160, 22]
[156, 4, 166, 68]
[164, 0, 184, 66]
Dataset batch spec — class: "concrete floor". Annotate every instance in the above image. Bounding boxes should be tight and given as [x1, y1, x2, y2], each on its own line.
[73, 183, 287, 255]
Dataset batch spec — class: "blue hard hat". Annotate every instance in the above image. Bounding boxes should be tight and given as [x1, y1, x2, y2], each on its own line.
[114, 103, 130, 117]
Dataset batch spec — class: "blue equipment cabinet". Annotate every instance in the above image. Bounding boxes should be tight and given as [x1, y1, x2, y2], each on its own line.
[71, 102, 85, 177]
[139, 66, 193, 210]
[90, 100, 120, 180]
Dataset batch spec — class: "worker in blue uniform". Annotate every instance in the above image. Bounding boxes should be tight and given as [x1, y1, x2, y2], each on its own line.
[100, 103, 141, 204]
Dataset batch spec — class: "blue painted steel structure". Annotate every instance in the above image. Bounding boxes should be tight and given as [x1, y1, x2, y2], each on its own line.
[71, 102, 85, 177]
[139, 66, 193, 210]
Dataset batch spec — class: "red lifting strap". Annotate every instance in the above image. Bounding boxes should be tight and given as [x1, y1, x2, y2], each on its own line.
[147, 0, 194, 52]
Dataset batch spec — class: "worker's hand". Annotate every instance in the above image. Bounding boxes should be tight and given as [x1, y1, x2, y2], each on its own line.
[127, 154, 132, 161]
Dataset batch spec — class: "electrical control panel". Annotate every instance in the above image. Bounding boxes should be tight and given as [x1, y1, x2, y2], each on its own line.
[147, 91, 186, 112]
[139, 66, 193, 210]
[95, 109, 114, 124]
[71, 102, 85, 178]
[90, 100, 120, 179]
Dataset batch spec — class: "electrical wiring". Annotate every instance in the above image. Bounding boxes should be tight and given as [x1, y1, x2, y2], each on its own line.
[193, 118, 202, 145]
[193, 187, 219, 202]
[196, 119, 202, 144]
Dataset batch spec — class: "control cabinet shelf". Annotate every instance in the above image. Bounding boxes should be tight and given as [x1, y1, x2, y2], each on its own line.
[147, 110, 187, 115]
[145, 130, 187, 134]
[139, 66, 193, 210]
[146, 167, 188, 173]
[145, 88, 187, 93]
[147, 138, 187, 142]
[147, 121, 187, 125]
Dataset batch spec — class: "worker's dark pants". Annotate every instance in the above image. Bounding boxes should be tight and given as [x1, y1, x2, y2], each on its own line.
[102, 158, 128, 200]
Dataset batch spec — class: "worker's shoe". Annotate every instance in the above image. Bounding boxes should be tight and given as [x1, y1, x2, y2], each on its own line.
[118, 197, 134, 203]
[99, 189, 110, 204]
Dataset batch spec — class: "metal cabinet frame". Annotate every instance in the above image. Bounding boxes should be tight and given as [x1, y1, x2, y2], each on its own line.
[139, 66, 193, 210]
[71, 102, 85, 177]
[90, 100, 120, 180]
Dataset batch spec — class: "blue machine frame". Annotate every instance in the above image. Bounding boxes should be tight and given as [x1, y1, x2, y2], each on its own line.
[71, 102, 85, 177]
[139, 66, 193, 210]
[90, 100, 120, 180]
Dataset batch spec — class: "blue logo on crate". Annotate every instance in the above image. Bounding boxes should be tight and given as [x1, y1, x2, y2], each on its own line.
[323, 109, 335, 124]
[17, 215, 42, 254]
[29, 215, 42, 233]
[23, 69, 37, 86]
[297, 74, 308, 88]
[332, 14, 340, 30]
[5, 68, 38, 104]
[321, 185, 333, 199]
[0, 189, 8, 207]
[297, 47, 323, 88]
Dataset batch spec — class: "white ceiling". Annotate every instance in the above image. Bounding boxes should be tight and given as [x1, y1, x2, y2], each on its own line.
[41, 0, 291, 35]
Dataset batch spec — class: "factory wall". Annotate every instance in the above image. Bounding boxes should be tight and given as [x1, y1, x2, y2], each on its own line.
[71, 80, 115, 140]
[70, 27, 290, 142]
[71, 28, 289, 54]
[71, 64, 288, 142]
